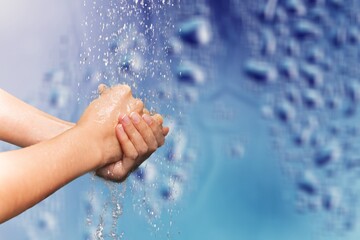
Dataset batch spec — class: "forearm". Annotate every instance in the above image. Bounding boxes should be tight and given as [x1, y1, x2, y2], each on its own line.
[0, 88, 74, 147]
[0, 126, 101, 223]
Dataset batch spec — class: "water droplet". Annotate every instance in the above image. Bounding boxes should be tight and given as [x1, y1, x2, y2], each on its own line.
[176, 62, 205, 85]
[133, 163, 157, 184]
[275, 101, 296, 122]
[244, 60, 277, 84]
[322, 187, 341, 211]
[306, 47, 325, 64]
[261, 29, 277, 56]
[229, 142, 245, 159]
[300, 63, 324, 88]
[160, 180, 182, 201]
[346, 81, 360, 104]
[166, 37, 183, 55]
[279, 58, 299, 80]
[284, 0, 307, 16]
[297, 170, 320, 195]
[293, 20, 323, 40]
[314, 141, 342, 167]
[348, 27, 360, 44]
[178, 17, 212, 46]
[302, 89, 324, 109]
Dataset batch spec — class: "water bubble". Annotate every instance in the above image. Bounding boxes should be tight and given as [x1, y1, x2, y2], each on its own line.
[259, 0, 281, 23]
[166, 37, 183, 55]
[178, 17, 212, 46]
[49, 85, 70, 108]
[300, 63, 324, 88]
[133, 163, 157, 184]
[109, 40, 118, 53]
[44, 69, 65, 83]
[279, 58, 299, 80]
[275, 101, 296, 122]
[170, 169, 188, 183]
[261, 105, 274, 119]
[229, 142, 245, 159]
[176, 62, 205, 85]
[293, 128, 312, 146]
[285, 86, 301, 104]
[284, 39, 300, 56]
[160, 180, 182, 201]
[330, 28, 347, 47]
[302, 89, 324, 109]
[346, 81, 360, 104]
[293, 20, 323, 40]
[244, 60, 277, 84]
[348, 27, 360, 44]
[322, 187, 341, 211]
[119, 53, 143, 73]
[36, 212, 57, 231]
[314, 141, 342, 167]
[326, 96, 342, 110]
[306, 47, 325, 64]
[297, 170, 320, 195]
[166, 132, 187, 161]
[261, 29, 277, 56]
[284, 0, 307, 16]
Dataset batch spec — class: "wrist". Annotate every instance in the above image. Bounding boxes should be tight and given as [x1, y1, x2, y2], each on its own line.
[70, 125, 105, 171]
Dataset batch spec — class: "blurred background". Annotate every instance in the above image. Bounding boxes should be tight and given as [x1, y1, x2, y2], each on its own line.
[2, 0, 360, 239]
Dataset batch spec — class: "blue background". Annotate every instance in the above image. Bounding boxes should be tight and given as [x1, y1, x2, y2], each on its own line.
[1, 0, 360, 239]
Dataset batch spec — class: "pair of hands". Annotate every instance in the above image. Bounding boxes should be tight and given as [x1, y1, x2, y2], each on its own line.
[78, 84, 169, 182]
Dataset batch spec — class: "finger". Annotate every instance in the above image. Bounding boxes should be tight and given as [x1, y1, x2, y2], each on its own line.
[143, 108, 150, 115]
[134, 99, 144, 114]
[115, 124, 138, 172]
[121, 115, 149, 158]
[95, 162, 127, 183]
[152, 114, 163, 125]
[98, 84, 108, 95]
[113, 84, 132, 97]
[130, 112, 158, 153]
[143, 114, 165, 146]
[163, 126, 170, 136]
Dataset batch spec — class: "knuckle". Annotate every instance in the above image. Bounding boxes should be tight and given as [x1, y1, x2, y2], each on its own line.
[130, 151, 139, 159]
[159, 138, 165, 147]
[119, 84, 132, 96]
[122, 84, 131, 92]
[136, 99, 144, 110]
[149, 144, 157, 152]
[139, 145, 149, 155]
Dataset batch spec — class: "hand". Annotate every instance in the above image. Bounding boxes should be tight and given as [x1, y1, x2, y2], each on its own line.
[76, 84, 144, 169]
[96, 112, 169, 182]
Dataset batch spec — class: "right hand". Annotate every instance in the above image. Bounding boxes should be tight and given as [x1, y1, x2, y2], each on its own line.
[76, 84, 144, 169]
[96, 112, 169, 182]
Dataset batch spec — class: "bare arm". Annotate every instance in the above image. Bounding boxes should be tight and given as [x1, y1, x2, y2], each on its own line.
[0, 85, 143, 223]
[0, 126, 100, 223]
[0, 85, 169, 222]
[0, 88, 74, 147]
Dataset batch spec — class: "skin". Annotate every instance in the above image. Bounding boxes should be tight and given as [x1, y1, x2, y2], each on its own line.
[0, 84, 169, 223]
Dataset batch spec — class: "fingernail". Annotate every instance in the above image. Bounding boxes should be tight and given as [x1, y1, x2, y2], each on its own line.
[130, 112, 141, 124]
[142, 114, 153, 125]
[122, 115, 131, 125]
